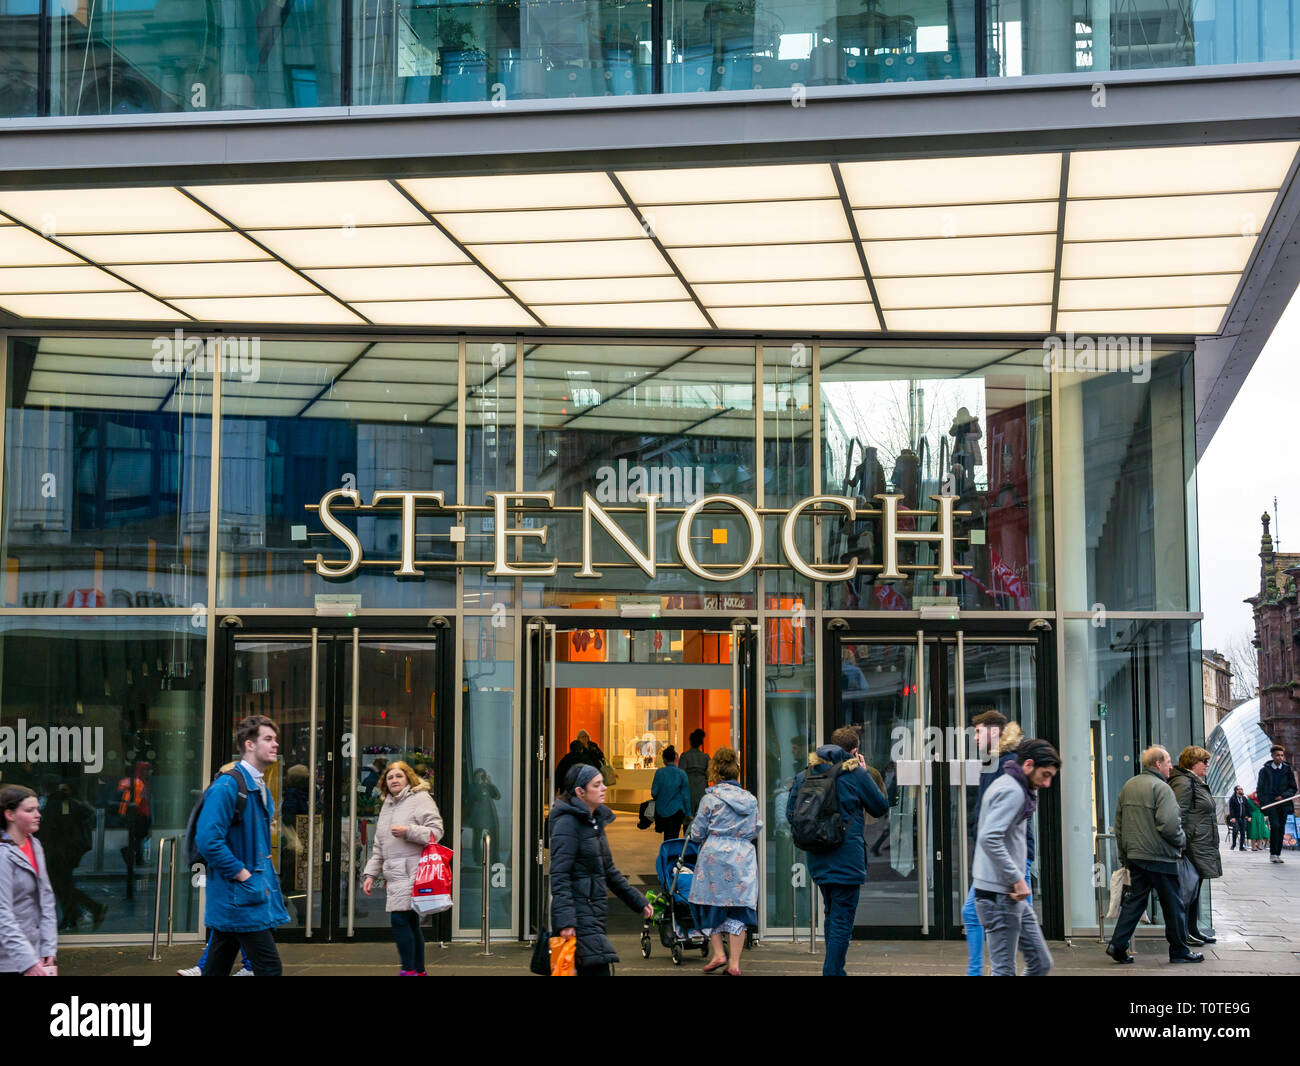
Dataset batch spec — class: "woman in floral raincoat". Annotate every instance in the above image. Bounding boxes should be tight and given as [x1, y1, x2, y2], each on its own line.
[688, 747, 760, 975]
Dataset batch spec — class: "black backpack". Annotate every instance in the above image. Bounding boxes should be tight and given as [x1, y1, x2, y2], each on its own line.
[183, 768, 248, 868]
[789, 762, 852, 853]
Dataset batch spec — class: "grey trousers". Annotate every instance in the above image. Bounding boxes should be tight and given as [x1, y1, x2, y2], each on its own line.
[974, 895, 1053, 976]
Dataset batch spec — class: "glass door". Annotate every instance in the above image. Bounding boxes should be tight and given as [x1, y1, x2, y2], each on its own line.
[830, 625, 1045, 938]
[219, 623, 450, 942]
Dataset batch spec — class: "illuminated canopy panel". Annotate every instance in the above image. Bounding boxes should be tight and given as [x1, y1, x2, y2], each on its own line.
[0, 140, 1295, 336]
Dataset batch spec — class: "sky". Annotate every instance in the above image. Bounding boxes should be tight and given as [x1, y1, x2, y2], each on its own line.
[1198, 285, 1297, 656]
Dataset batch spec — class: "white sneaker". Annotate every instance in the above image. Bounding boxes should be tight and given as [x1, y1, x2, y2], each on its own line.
[176, 965, 202, 977]
[234, 967, 254, 976]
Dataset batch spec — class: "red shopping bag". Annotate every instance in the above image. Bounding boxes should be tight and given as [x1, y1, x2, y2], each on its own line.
[411, 842, 453, 914]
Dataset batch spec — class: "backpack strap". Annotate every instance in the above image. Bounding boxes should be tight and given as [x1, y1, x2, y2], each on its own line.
[219, 768, 248, 826]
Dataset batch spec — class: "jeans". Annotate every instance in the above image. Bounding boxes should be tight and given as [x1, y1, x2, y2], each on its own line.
[818, 883, 860, 977]
[1267, 809, 1288, 857]
[391, 911, 426, 973]
[963, 858, 1033, 976]
[1108, 862, 1189, 957]
[974, 894, 1052, 976]
[202, 927, 282, 977]
[197, 929, 251, 972]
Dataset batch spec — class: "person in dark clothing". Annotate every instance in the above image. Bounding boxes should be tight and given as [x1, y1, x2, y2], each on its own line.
[467, 768, 501, 867]
[550, 764, 652, 976]
[1169, 746, 1221, 946]
[651, 746, 691, 841]
[575, 730, 606, 770]
[38, 778, 105, 932]
[1256, 745, 1297, 862]
[1227, 785, 1250, 851]
[554, 740, 588, 793]
[1106, 745, 1200, 965]
[679, 729, 711, 815]
[786, 726, 889, 977]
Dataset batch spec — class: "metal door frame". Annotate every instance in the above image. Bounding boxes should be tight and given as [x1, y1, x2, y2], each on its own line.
[822, 616, 1059, 940]
[213, 614, 456, 943]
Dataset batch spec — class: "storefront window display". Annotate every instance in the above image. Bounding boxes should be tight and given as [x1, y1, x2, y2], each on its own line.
[0, 616, 205, 937]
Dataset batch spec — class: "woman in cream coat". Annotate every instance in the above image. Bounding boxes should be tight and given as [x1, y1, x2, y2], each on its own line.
[362, 761, 444, 975]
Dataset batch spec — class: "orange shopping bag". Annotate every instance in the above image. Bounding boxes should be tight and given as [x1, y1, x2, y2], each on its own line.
[549, 936, 576, 977]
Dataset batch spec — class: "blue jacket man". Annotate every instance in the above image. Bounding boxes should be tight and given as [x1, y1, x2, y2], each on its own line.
[786, 728, 889, 976]
[196, 715, 289, 976]
[651, 747, 693, 839]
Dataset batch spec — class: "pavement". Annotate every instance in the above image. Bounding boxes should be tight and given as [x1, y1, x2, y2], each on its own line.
[58, 828, 1298, 977]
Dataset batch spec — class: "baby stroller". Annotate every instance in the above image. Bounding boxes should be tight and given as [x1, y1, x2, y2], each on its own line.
[641, 837, 710, 965]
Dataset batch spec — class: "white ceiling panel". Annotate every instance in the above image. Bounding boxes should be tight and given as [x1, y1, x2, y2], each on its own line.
[876, 272, 1055, 308]
[1059, 274, 1241, 310]
[1068, 142, 1298, 198]
[535, 301, 712, 329]
[615, 164, 838, 204]
[437, 207, 644, 244]
[1061, 236, 1256, 277]
[116, 261, 319, 299]
[0, 266, 128, 294]
[305, 265, 505, 302]
[170, 295, 364, 324]
[710, 304, 880, 330]
[186, 181, 425, 229]
[0, 227, 83, 267]
[0, 187, 223, 234]
[252, 225, 467, 268]
[402, 173, 622, 212]
[511, 276, 689, 303]
[0, 291, 185, 320]
[841, 154, 1062, 207]
[471, 239, 669, 280]
[1056, 307, 1227, 334]
[352, 299, 535, 327]
[648, 200, 851, 246]
[885, 306, 1053, 332]
[59, 230, 270, 265]
[1064, 191, 1280, 242]
[669, 242, 863, 283]
[857, 201, 1059, 240]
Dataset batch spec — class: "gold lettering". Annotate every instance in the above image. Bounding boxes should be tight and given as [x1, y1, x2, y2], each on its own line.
[370, 491, 445, 576]
[315, 489, 362, 578]
[487, 491, 557, 577]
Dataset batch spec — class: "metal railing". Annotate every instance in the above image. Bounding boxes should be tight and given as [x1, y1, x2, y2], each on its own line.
[479, 831, 493, 957]
[1094, 832, 1118, 943]
[148, 836, 180, 961]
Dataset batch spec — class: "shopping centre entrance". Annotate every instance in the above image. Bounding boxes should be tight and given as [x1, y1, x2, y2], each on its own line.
[214, 617, 454, 942]
[824, 620, 1059, 939]
[523, 618, 760, 942]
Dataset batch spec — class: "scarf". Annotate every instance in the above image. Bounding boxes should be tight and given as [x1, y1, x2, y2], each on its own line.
[1001, 760, 1039, 822]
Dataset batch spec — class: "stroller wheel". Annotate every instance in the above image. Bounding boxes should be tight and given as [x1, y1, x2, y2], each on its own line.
[745, 929, 755, 950]
[671, 943, 683, 966]
[700, 942, 710, 957]
[640, 933, 651, 959]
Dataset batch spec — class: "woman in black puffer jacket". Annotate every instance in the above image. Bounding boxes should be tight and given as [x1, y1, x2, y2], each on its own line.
[550, 764, 652, 976]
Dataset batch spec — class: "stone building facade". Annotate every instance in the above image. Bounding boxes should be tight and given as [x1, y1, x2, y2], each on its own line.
[1248, 515, 1300, 759]
[1202, 650, 1234, 744]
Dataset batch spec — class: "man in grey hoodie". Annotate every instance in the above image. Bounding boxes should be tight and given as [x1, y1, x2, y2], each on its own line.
[972, 738, 1060, 976]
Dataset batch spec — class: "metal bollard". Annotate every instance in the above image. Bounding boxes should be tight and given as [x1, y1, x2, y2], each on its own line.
[148, 838, 175, 962]
[479, 832, 493, 957]
[808, 882, 818, 953]
[166, 835, 179, 947]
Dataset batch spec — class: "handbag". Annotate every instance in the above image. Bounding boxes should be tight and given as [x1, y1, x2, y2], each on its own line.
[410, 842, 454, 914]
[530, 927, 553, 976]
[637, 799, 655, 830]
[549, 935, 577, 976]
[1105, 867, 1129, 919]
[1176, 854, 1200, 906]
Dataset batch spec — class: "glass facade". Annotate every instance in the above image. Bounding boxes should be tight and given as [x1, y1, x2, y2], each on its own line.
[0, 333, 1204, 939]
[3, 0, 1290, 117]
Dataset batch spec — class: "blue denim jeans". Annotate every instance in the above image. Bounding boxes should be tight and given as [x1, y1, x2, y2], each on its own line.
[818, 883, 861, 977]
[964, 859, 1033, 976]
[391, 911, 426, 973]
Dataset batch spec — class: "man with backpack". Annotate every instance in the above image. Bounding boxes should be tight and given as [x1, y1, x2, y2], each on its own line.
[786, 726, 889, 976]
[194, 715, 289, 976]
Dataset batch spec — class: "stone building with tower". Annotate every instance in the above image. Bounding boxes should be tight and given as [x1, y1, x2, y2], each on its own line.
[1249, 514, 1300, 759]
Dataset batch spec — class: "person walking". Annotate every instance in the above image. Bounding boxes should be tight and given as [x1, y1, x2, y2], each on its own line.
[0, 785, 57, 976]
[1169, 746, 1221, 946]
[362, 760, 445, 976]
[1226, 785, 1250, 851]
[550, 765, 653, 976]
[786, 726, 889, 977]
[1256, 745, 1297, 863]
[679, 729, 711, 815]
[651, 746, 691, 841]
[38, 777, 105, 933]
[688, 747, 759, 975]
[555, 740, 589, 793]
[1246, 793, 1270, 851]
[972, 739, 1059, 977]
[196, 715, 290, 977]
[466, 768, 501, 868]
[1105, 745, 1200, 965]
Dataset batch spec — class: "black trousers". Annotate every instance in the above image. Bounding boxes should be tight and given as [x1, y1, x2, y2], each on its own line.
[202, 927, 282, 977]
[1108, 862, 1189, 956]
[1267, 808, 1288, 856]
[576, 962, 611, 977]
[1228, 820, 1246, 849]
[1184, 876, 1205, 935]
[657, 813, 685, 841]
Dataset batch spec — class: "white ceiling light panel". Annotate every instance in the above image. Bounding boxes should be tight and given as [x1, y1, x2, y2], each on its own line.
[436, 207, 644, 245]
[58, 231, 271, 265]
[0, 291, 186, 320]
[1056, 308, 1227, 334]
[0, 187, 225, 234]
[352, 299, 537, 327]
[643, 199, 851, 246]
[886, 306, 1053, 332]
[614, 165, 838, 204]
[114, 260, 319, 299]
[1064, 191, 1279, 242]
[710, 304, 880, 330]
[511, 276, 689, 303]
[857, 201, 1059, 240]
[866, 234, 1057, 278]
[1061, 236, 1256, 278]
[533, 301, 711, 329]
[840, 154, 1062, 207]
[693, 279, 871, 305]
[1068, 142, 1299, 198]
[1058, 274, 1241, 310]
[875, 272, 1055, 309]
[170, 295, 364, 325]
[470, 239, 670, 281]
[252, 225, 467, 268]
[185, 181, 425, 229]
[305, 265, 507, 302]
[0, 227, 83, 267]
[0, 266, 128, 294]
[670, 243, 863, 284]
[402, 173, 623, 212]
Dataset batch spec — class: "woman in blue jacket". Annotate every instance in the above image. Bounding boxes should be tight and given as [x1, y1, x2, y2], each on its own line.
[651, 746, 691, 841]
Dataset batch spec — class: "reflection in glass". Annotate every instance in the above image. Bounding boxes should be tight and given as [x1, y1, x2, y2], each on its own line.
[821, 346, 1052, 611]
[3, 337, 210, 609]
[219, 340, 457, 609]
[1061, 618, 1200, 929]
[0, 617, 205, 936]
[1058, 349, 1194, 612]
[49, 0, 341, 115]
[459, 616, 514, 931]
[355, 0, 654, 105]
[0, 0, 39, 115]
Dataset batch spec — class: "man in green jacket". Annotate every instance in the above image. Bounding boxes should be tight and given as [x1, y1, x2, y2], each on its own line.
[1106, 746, 1201, 965]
